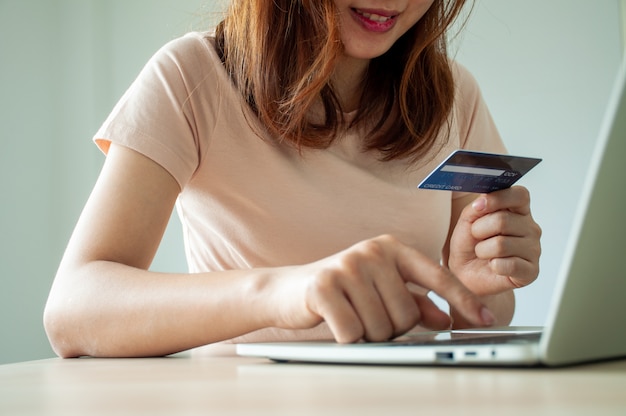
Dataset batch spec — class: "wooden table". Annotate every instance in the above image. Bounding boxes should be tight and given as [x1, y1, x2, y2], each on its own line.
[1, 348, 625, 415]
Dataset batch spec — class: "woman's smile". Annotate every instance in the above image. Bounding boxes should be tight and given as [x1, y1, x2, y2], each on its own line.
[335, 1, 435, 60]
[350, 8, 399, 32]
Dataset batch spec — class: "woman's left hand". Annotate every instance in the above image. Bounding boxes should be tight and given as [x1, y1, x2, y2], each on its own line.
[447, 186, 542, 296]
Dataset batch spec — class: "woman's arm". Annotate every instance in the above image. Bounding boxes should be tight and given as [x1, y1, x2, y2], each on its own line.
[43, 144, 286, 357]
[44, 144, 495, 358]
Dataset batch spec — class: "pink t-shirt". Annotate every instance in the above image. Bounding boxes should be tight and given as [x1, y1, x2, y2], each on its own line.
[95, 32, 506, 274]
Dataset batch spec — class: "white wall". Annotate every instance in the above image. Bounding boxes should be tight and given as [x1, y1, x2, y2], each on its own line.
[623, 0, 626, 46]
[453, 0, 622, 325]
[0, 0, 622, 364]
[0, 0, 210, 365]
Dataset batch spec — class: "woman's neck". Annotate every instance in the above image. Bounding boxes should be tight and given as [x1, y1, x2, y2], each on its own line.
[331, 55, 370, 113]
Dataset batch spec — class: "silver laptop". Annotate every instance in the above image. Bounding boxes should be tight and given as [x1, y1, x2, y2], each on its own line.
[237, 59, 626, 367]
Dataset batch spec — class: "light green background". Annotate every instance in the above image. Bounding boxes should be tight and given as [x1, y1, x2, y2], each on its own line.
[0, 0, 622, 365]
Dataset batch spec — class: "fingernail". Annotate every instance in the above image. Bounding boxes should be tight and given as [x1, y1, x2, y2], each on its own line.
[472, 197, 487, 212]
[480, 307, 496, 326]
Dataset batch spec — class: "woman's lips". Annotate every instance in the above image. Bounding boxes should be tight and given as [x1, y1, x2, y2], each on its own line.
[350, 8, 398, 33]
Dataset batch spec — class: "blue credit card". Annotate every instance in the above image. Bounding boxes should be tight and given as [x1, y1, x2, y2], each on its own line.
[418, 150, 542, 193]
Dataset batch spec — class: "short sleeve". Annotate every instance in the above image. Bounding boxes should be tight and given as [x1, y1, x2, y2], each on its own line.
[452, 61, 507, 155]
[94, 33, 221, 189]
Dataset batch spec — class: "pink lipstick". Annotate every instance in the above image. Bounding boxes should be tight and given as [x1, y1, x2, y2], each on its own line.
[350, 8, 398, 33]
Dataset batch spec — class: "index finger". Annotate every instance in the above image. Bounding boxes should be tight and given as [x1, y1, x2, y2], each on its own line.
[393, 241, 495, 327]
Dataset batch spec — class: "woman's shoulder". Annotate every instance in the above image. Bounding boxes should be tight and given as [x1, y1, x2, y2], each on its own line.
[148, 31, 222, 72]
[134, 31, 232, 110]
[449, 60, 482, 103]
[447, 60, 506, 153]
[164, 31, 218, 53]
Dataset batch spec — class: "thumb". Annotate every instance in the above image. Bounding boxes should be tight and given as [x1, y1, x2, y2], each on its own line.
[462, 195, 489, 223]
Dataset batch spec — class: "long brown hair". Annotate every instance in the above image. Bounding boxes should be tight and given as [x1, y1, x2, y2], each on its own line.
[215, 0, 470, 161]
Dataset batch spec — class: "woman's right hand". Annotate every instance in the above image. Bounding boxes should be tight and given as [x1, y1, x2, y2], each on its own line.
[271, 234, 496, 344]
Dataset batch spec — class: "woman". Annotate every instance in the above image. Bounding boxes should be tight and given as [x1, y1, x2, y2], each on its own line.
[44, 0, 541, 358]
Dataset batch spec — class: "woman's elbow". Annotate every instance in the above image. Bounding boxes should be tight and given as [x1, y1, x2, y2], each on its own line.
[43, 297, 83, 359]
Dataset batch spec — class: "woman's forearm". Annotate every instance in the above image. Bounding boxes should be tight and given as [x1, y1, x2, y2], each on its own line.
[44, 261, 283, 358]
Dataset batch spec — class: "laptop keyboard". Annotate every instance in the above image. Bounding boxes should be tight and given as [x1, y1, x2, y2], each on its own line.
[390, 332, 542, 347]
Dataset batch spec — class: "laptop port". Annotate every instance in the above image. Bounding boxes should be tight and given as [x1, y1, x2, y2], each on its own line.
[435, 351, 454, 361]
